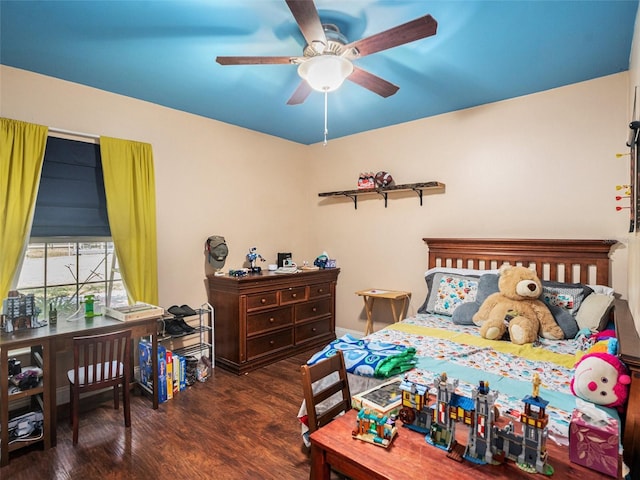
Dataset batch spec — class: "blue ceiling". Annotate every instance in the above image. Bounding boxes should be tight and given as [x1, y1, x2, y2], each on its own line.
[1, 1, 638, 145]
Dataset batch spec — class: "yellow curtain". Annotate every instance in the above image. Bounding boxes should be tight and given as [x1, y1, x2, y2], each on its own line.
[0, 118, 48, 301]
[100, 136, 159, 306]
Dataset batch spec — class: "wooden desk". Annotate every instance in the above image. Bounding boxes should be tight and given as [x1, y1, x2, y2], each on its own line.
[0, 312, 159, 464]
[355, 289, 411, 335]
[310, 410, 615, 480]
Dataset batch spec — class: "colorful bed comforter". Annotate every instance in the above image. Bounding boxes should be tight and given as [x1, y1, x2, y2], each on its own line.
[362, 313, 596, 443]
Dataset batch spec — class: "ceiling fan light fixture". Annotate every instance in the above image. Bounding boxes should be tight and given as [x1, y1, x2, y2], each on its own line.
[297, 55, 353, 92]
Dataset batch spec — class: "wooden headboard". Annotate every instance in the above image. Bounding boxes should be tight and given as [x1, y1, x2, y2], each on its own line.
[423, 238, 616, 286]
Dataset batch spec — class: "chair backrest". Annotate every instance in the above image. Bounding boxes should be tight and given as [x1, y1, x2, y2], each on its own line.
[300, 350, 351, 433]
[72, 329, 131, 389]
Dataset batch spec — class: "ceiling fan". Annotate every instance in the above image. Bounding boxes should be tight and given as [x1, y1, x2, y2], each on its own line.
[216, 0, 438, 105]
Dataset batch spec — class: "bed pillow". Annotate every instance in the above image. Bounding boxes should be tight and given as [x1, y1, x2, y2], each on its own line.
[588, 285, 615, 296]
[575, 293, 615, 331]
[420, 272, 480, 316]
[546, 303, 579, 339]
[541, 281, 593, 316]
[418, 267, 499, 314]
[451, 273, 500, 325]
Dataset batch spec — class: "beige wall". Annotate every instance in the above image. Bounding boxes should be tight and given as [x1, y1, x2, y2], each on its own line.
[0, 65, 630, 336]
[0, 65, 315, 311]
[306, 73, 630, 333]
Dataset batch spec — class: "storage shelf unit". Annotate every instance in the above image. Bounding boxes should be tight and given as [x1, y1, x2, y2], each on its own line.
[138, 305, 213, 402]
[318, 181, 445, 209]
[157, 304, 213, 361]
[1, 341, 51, 466]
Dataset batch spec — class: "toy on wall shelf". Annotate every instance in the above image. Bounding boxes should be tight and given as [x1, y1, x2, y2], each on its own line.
[398, 372, 554, 475]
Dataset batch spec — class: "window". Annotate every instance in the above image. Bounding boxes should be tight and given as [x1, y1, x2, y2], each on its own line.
[14, 136, 127, 318]
[17, 240, 126, 317]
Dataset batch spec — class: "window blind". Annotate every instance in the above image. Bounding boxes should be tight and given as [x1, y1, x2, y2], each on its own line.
[31, 136, 111, 237]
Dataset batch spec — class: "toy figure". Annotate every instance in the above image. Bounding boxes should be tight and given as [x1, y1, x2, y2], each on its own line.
[314, 251, 329, 269]
[247, 247, 265, 273]
[571, 333, 631, 409]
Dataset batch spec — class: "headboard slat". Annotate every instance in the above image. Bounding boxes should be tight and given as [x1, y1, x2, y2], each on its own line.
[423, 238, 616, 286]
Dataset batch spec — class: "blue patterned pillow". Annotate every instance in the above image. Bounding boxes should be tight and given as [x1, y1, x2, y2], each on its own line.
[425, 273, 479, 316]
[541, 281, 593, 316]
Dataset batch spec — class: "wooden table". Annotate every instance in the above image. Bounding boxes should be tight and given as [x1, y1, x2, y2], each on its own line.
[0, 311, 159, 465]
[310, 410, 616, 480]
[355, 289, 411, 335]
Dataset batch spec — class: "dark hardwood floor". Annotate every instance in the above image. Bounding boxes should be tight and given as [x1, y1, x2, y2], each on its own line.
[1, 349, 318, 480]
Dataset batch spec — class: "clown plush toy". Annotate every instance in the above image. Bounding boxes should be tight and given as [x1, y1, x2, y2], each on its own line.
[570, 333, 631, 409]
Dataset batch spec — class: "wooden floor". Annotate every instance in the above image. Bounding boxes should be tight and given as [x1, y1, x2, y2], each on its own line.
[1, 349, 318, 480]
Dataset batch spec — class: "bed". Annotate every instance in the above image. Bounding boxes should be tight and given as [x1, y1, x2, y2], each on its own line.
[300, 238, 638, 478]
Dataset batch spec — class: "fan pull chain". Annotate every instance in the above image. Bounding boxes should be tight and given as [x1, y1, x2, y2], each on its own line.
[323, 90, 328, 146]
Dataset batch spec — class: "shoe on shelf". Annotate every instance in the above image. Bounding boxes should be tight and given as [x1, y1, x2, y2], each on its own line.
[175, 317, 196, 334]
[165, 319, 187, 337]
[180, 304, 198, 316]
[168, 305, 186, 316]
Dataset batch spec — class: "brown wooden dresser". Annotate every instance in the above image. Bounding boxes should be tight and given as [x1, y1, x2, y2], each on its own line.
[206, 268, 339, 374]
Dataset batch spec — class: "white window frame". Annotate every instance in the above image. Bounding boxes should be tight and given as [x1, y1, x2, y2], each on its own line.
[16, 237, 126, 318]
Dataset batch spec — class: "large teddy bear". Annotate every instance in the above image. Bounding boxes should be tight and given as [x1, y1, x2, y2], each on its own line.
[472, 265, 564, 345]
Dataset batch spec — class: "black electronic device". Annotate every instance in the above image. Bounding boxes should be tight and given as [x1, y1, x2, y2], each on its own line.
[277, 252, 292, 268]
[8, 357, 21, 376]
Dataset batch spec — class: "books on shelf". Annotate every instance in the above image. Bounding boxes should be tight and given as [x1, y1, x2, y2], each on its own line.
[105, 303, 164, 322]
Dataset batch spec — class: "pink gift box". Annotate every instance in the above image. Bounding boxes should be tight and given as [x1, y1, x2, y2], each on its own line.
[569, 409, 620, 477]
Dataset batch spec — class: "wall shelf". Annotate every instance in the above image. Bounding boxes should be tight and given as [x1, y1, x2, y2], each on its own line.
[318, 181, 445, 209]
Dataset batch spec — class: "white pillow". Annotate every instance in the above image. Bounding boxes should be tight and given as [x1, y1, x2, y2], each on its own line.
[587, 284, 615, 296]
[575, 293, 615, 331]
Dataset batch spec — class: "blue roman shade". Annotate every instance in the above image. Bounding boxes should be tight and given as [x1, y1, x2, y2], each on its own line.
[31, 136, 111, 237]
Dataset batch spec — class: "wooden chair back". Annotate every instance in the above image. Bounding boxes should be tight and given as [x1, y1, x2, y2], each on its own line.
[300, 350, 351, 434]
[68, 329, 132, 445]
[71, 329, 131, 391]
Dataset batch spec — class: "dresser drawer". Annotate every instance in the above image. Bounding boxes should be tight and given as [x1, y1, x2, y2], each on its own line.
[247, 329, 293, 360]
[295, 298, 332, 322]
[308, 282, 331, 299]
[246, 291, 278, 311]
[280, 286, 307, 305]
[295, 317, 333, 344]
[247, 308, 292, 336]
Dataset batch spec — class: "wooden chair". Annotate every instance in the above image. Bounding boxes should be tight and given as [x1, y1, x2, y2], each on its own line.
[301, 350, 351, 434]
[67, 329, 132, 445]
[301, 351, 351, 480]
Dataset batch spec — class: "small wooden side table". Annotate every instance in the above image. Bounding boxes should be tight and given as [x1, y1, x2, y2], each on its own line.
[355, 289, 411, 335]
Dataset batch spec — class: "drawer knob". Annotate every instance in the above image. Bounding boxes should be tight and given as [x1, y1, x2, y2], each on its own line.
[312, 307, 317, 312]
[269, 317, 275, 323]
[292, 293, 297, 298]
[261, 298, 267, 304]
[312, 327, 317, 332]
[318, 288, 324, 293]
[269, 340, 275, 345]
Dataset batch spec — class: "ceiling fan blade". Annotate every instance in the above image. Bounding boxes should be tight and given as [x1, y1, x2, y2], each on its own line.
[287, 81, 312, 105]
[344, 14, 437, 58]
[285, 0, 327, 53]
[216, 56, 297, 65]
[348, 66, 399, 98]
